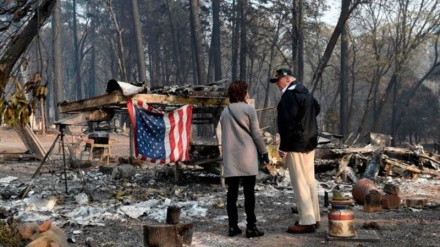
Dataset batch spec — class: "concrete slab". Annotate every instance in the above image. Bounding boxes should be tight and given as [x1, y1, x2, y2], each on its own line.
[326, 230, 380, 242]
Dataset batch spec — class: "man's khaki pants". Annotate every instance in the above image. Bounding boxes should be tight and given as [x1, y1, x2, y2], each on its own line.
[286, 150, 320, 225]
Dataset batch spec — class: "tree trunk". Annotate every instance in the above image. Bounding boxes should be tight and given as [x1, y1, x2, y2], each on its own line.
[165, 0, 184, 85]
[190, 0, 206, 85]
[88, 13, 97, 98]
[291, 0, 298, 75]
[340, 20, 348, 139]
[144, 0, 160, 88]
[72, 0, 82, 101]
[52, 0, 64, 121]
[231, 0, 239, 81]
[295, 0, 304, 82]
[239, 0, 247, 81]
[131, 0, 147, 85]
[212, 0, 222, 81]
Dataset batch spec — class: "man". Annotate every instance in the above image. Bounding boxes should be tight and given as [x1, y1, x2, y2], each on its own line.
[270, 68, 321, 234]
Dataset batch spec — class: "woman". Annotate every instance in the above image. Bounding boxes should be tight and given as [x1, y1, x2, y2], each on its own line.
[220, 80, 269, 238]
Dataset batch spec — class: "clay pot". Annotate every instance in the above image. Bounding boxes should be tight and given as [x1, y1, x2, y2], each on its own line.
[351, 178, 378, 204]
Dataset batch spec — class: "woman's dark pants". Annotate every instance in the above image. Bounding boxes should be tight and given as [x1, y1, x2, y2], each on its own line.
[225, 176, 256, 228]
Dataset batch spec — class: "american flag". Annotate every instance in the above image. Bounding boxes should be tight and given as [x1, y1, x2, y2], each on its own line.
[127, 98, 193, 164]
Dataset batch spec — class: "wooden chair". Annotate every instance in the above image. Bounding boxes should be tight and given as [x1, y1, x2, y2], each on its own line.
[86, 139, 115, 164]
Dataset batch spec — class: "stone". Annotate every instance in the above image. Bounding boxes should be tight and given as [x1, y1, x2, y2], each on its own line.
[405, 197, 428, 208]
[112, 164, 136, 180]
[383, 183, 400, 195]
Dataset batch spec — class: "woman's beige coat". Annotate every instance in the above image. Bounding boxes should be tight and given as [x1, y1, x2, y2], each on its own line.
[220, 102, 267, 177]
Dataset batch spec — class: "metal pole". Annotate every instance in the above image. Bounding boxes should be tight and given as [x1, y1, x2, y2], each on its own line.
[59, 124, 68, 193]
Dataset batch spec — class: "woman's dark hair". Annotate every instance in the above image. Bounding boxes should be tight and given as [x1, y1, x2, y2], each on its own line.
[228, 80, 248, 103]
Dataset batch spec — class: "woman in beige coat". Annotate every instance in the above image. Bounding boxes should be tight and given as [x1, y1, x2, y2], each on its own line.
[220, 80, 269, 238]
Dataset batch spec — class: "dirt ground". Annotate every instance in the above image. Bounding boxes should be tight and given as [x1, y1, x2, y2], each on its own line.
[1, 126, 440, 247]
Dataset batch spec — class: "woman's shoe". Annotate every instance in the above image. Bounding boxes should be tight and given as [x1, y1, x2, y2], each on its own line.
[246, 225, 264, 238]
[228, 226, 242, 237]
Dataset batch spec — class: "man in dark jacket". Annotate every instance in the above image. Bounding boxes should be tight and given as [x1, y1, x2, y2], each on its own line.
[270, 68, 321, 234]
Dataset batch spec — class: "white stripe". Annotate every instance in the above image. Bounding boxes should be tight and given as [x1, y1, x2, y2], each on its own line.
[181, 106, 189, 160]
[163, 112, 171, 164]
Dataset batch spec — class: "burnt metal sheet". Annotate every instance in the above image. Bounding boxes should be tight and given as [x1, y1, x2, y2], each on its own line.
[58, 91, 127, 114]
[59, 92, 229, 114]
[54, 110, 114, 125]
[131, 94, 229, 107]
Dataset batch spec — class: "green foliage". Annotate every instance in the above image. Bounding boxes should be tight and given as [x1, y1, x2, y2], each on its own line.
[0, 75, 47, 127]
[1, 84, 31, 127]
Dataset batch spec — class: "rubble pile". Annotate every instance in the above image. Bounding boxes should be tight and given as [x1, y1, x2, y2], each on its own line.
[0, 128, 439, 246]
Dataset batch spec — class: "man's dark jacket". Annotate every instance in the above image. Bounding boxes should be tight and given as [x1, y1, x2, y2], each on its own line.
[277, 81, 320, 152]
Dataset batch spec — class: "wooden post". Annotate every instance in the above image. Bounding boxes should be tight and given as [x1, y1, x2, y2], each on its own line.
[166, 206, 180, 225]
[143, 223, 194, 247]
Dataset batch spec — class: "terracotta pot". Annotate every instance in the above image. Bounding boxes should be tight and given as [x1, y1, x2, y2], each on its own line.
[351, 178, 378, 204]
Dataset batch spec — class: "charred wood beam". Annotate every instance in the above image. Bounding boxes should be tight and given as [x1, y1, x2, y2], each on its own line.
[384, 147, 440, 169]
[315, 159, 339, 173]
[383, 158, 440, 178]
[330, 145, 375, 155]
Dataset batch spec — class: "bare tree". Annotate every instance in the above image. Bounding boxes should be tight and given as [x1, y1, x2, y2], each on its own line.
[354, 0, 394, 138]
[369, 0, 440, 145]
[310, 0, 367, 93]
[0, 0, 56, 90]
[106, 0, 127, 82]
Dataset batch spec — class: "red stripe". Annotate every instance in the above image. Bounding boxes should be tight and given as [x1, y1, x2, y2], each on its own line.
[137, 99, 144, 108]
[329, 214, 354, 221]
[168, 112, 176, 162]
[176, 108, 185, 161]
[184, 106, 192, 161]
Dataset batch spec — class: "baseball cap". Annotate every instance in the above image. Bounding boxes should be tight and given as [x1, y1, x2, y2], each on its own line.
[269, 68, 293, 83]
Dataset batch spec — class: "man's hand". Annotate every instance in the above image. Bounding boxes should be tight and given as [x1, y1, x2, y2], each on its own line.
[278, 150, 287, 159]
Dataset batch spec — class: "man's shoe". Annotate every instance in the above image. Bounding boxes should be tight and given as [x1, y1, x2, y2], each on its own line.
[286, 224, 316, 234]
[294, 220, 320, 229]
[228, 226, 242, 237]
[246, 226, 264, 238]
